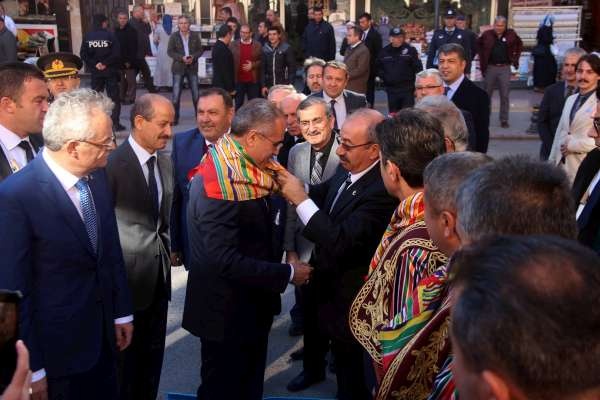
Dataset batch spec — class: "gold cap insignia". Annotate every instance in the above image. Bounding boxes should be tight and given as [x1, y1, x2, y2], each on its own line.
[51, 59, 64, 71]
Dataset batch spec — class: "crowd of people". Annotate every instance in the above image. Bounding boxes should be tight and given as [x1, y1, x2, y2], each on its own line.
[0, 5, 600, 400]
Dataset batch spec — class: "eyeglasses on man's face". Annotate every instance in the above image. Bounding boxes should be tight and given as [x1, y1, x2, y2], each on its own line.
[335, 135, 373, 151]
[80, 133, 117, 149]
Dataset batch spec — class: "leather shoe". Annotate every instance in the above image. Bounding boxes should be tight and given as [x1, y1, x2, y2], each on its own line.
[286, 371, 325, 392]
[289, 347, 304, 361]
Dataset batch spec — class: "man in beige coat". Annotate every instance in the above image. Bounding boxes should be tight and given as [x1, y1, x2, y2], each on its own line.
[343, 26, 370, 95]
[549, 54, 600, 182]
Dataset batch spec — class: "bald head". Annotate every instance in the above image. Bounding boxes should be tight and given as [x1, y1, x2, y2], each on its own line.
[280, 93, 306, 136]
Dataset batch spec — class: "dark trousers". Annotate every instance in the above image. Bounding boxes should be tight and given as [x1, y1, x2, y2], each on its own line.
[289, 285, 304, 327]
[302, 284, 329, 377]
[119, 68, 137, 103]
[386, 87, 415, 113]
[91, 73, 121, 126]
[48, 336, 118, 400]
[331, 339, 371, 400]
[197, 318, 273, 400]
[172, 70, 199, 122]
[118, 273, 168, 400]
[135, 58, 156, 92]
[234, 82, 260, 110]
[366, 75, 376, 108]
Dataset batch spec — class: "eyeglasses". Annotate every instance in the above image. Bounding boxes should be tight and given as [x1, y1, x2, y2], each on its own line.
[257, 132, 284, 150]
[80, 133, 117, 149]
[594, 117, 600, 134]
[335, 135, 373, 151]
[415, 84, 442, 90]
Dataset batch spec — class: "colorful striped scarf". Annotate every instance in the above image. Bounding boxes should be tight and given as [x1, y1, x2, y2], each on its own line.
[188, 134, 279, 201]
[368, 192, 425, 275]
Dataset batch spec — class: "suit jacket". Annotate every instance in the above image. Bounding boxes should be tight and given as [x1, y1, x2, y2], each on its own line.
[573, 148, 600, 250]
[303, 165, 397, 342]
[0, 156, 132, 377]
[170, 128, 207, 267]
[363, 28, 382, 78]
[549, 92, 597, 183]
[211, 39, 235, 92]
[283, 139, 340, 262]
[344, 42, 370, 94]
[182, 177, 291, 342]
[106, 140, 173, 311]
[451, 77, 491, 153]
[537, 82, 569, 160]
[277, 131, 304, 168]
[0, 133, 43, 182]
[311, 90, 368, 118]
[461, 109, 477, 151]
[167, 31, 204, 75]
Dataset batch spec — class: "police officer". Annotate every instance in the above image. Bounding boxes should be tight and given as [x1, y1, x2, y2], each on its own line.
[80, 14, 125, 131]
[427, 9, 471, 72]
[376, 27, 423, 113]
[36, 52, 83, 102]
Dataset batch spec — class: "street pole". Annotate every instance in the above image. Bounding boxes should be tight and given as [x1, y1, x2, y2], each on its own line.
[434, 0, 440, 30]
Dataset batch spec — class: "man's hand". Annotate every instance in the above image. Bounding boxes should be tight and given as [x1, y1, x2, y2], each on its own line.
[261, 87, 269, 97]
[170, 251, 183, 267]
[242, 60, 252, 72]
[290, 262, 313, 286]
[115, 322, 133, 351]
[560, 137, 571, 157]
[276, 169, 309, 206]
[31, 376, 48, 400]
[3, 340, 32, 400]
[286, 251, 300, 264]
[95, 62, 106, 71]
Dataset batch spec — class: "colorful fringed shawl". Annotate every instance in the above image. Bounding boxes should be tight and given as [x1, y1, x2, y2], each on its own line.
[349, 192, 450, 399]
[188, 134, 279, 201]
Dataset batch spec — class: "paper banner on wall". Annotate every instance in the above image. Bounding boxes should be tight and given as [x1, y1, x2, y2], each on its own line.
[164, 3, 182, 16]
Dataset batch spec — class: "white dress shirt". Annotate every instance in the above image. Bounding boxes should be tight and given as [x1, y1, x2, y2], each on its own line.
[322, 91, 347, 128]
[444, 74, 465, 100]
[0, 123, 37, 172]
[296, 160, 380, 225]
[180, 32, 190, 57]
[129, 135, 163, 208]
[3, 15, 16, 36]
[33, 151, 134, 383]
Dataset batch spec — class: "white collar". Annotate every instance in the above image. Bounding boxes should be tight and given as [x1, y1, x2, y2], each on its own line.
[349, 160, 379, 186]
[128, 135, 157, 166]
[363, 28, 370, 36]
[446, 74, 465, 92]
[350, 41, 362, 49]
[323, 91, 344, 103]
[0, 122, 27, 151]
[42, 149, 80, 192]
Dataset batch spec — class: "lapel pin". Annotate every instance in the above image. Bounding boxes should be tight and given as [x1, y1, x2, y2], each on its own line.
[352, 190, 357, 196]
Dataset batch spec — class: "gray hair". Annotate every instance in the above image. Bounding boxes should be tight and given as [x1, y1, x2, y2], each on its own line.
[231, 98, 284, 136]
[416, 95, 468, 151]
[267, 84, 295, 101]
[415, 68, 444, 86]
[178, 15, 191, 23]
[494, 15, 507, 24]
[282, 92, 307, 104]
[423, 152, 492, 214]
[43, 89, 113, 151]
[304, 57, 326, 74]
[297, 96, 332, 119]
[455, 155, 577, 243]
[564, 47, 587, 59]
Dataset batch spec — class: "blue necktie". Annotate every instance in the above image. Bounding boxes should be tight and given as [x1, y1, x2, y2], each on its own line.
[75, 178, 98, 253]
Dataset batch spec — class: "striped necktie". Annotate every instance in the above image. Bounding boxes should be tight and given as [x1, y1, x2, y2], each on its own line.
[75, 178, 98, 254]
[310, 151, 324, 185]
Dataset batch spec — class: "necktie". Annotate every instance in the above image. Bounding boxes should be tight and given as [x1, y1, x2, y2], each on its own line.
[329, 173, 352, 213]
[147, 156, 159, 221]
[578, 180, 600, 230]
[570, 94, 584, 125]
[565, 85, 575, 98]
[310, 151, 324, 185]
[444, 86, 450, 96]
[330, 99, 339, 131]
[17, 140, 34, 163]
[75, 178, 98, 254]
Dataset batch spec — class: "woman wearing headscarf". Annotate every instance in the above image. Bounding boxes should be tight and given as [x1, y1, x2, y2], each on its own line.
[532, 14, 557, 91]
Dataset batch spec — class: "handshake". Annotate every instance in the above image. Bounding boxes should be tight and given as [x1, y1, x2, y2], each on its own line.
[290, 262, 313, 286]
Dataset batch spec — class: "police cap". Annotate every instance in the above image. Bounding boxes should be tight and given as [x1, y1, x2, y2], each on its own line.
[390, 27, 405, 37]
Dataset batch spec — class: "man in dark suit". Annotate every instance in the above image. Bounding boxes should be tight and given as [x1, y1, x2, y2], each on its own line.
[106, 94, 175, 400]
[211, 24, 235, 97]
[278, 108, 397, 398]
[573, 86, 600, 252]
[167, 15, 204, 126]
[277, 92, 306, 168]
[311, 61, 368, 131]
[182, 99, 312, 400]
[0, 88, 133, 400]
[0, 62, 47, 182]
[358, 13, 382, 108]
[538, 47, 586, 160]
[439, 43, 491, 153]
[170, 87, 234, 268]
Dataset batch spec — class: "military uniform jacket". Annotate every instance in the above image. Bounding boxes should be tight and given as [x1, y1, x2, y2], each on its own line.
[426, 28, 471, 69]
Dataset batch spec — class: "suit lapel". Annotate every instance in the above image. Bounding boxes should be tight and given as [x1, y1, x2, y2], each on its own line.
[157, 153, 172, 221]
[119, 141, 156, 221]
[0, 147, 12, 180]
[35, 158, 95, 256]
[330, 163, 379, 218]
[572, 95, 596, 131]
[186, 129, 206, 175]
[322, 139, 340, 180]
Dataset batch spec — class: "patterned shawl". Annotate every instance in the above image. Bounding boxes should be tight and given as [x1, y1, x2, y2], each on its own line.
[188, 134, 280, 201]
